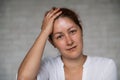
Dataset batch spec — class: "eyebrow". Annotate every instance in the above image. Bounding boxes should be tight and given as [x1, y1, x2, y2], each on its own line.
[68, 26, 76, 30]
[53, 32, 63, 36]
[53, 26, 77, 36]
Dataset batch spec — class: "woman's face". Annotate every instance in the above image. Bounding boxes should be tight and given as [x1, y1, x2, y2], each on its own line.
[52, 17, 83, 60]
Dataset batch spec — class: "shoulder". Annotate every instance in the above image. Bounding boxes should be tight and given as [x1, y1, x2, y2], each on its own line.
[37, 56, 62, 80]
[87, 56, 117, 79]
[41, 55, 62, 68]
[88, 56, 115, 64]
[85, 56, 116, 69]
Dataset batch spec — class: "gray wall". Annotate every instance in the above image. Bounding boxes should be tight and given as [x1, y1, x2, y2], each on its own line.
[0, 0, 120, 80]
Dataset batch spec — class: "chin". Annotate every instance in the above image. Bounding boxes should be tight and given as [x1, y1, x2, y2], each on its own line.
[63, 51, 82, 60]
[70, 54, 82, 60]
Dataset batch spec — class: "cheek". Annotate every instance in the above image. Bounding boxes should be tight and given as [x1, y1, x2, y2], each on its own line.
[73, 33, 83, 44]
[53, 40, 66, 50]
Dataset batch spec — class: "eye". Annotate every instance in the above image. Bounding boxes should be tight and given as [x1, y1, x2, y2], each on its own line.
[56, 35, 63, 39]
[70, 29, 77, 34]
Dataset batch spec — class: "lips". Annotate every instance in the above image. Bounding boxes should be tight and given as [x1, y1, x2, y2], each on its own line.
[66, 46, 77, 51]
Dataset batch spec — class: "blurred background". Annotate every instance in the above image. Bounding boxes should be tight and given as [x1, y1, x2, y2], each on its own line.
[0, 0, 120, 80]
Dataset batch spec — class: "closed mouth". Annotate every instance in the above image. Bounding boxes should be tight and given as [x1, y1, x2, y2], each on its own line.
[67, 46, 77, 51]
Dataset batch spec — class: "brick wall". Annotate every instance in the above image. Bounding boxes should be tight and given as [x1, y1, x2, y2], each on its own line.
[0, 0, 120, 80]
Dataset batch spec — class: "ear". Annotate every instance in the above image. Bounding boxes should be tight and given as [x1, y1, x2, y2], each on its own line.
[48, 38, 56, 48]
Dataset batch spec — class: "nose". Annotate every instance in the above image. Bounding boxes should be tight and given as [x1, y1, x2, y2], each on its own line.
[66, 35, 74, 46]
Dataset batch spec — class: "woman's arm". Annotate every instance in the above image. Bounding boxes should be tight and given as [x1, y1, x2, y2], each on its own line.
[17, 31, 49, 80]
[17, 8, 62, 80]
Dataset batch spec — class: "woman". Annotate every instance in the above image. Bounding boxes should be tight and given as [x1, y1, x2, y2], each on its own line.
[17, 7, 117, 80]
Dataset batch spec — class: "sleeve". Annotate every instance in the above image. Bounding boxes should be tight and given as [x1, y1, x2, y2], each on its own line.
[103, 59, 117, 80]
[37, 59, 49, 80]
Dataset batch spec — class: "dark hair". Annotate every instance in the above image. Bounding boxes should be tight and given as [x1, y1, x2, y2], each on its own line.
[49, 7, 82, 41]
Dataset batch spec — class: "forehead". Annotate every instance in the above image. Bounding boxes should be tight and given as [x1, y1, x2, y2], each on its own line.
[53, 17, 77, 31]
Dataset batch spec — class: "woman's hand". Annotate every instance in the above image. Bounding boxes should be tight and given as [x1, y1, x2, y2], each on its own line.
[41, 8, 62, 36]
[17, 8, 62, 80]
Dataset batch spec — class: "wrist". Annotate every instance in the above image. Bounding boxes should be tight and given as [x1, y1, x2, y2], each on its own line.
[38, 29, 51, 40]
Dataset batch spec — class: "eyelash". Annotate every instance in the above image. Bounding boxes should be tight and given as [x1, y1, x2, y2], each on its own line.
[55, 29, 77, 39]
[56, 35, 63, 39]
[70, 30, 77, 34]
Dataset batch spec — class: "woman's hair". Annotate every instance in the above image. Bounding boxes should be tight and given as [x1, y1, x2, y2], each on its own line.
[49, 7, 83, 41]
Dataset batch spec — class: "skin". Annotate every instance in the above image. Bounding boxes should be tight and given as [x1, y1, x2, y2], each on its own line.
[52, 17, 83, 60]
[52, 17, 86, 80]
[17, 8, 86, 80]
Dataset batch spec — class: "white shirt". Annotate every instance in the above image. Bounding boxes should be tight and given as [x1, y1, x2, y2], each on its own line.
[37, 55, 117, 80]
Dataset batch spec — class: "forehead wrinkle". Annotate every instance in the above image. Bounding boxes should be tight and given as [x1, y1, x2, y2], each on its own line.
[54, 17, 73, 28]
[53, 17, 77, 36]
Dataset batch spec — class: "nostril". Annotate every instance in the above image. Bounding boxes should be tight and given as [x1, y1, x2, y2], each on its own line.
[65, 35, 74, 46]
[67, 39, 74, 46]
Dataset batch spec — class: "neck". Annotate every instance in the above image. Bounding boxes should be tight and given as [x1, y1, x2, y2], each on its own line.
[62, 54, 87, 70]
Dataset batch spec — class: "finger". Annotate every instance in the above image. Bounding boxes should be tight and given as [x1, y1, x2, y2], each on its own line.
[45, 9, 53, 17]
[51, 10, 62, 20]
[47, 8, 60, 18]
